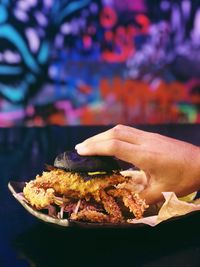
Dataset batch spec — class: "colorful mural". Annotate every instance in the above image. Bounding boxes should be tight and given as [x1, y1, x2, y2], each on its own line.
[0, 0, 200, 126]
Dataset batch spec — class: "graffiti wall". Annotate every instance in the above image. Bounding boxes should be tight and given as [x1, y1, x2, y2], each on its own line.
[0, 0, 200, 126]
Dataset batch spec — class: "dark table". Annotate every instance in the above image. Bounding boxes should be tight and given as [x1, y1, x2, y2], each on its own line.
[0, 125, 200, 267]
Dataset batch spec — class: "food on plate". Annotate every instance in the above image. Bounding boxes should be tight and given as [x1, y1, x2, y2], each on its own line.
[23, 150, 148, 223]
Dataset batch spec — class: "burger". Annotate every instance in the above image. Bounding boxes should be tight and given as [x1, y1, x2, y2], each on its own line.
[23, 150, 148, 223]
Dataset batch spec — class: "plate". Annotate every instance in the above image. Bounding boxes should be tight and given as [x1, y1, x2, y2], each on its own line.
[8, 181, 147, 228]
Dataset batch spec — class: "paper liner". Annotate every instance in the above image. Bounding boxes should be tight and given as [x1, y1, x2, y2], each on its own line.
[128, 192, 200, 226]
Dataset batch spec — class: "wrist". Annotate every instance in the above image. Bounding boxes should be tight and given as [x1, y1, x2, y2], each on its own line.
[189, 145, 200, 192]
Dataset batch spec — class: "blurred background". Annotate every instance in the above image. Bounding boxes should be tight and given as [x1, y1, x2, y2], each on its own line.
[0, 0, 200, 127]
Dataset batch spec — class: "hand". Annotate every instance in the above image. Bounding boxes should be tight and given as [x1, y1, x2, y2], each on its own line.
[75, 125, 200, 204]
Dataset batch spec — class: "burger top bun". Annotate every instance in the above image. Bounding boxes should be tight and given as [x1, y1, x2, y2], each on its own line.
[54, 150, 121, 172]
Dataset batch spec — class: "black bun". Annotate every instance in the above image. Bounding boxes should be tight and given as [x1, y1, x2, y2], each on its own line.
[54, 150, 121, 172]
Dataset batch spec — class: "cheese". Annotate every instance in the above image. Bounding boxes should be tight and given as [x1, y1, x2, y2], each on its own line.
[87, 171, 107, 175]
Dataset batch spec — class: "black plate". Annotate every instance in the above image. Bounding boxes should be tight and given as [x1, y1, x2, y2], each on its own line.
[8, 181, 200, 229]
[8, 181, 148, 228]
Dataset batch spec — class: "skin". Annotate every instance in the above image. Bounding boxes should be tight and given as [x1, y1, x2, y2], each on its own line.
[75, 124, 200, 204]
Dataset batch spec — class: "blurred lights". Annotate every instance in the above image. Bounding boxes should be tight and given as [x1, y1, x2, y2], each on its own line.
[25, 28, 40, 53]
[160, 0, 170, 11]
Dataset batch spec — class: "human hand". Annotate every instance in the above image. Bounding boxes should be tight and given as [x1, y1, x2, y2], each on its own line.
[75, 125, 200, 204]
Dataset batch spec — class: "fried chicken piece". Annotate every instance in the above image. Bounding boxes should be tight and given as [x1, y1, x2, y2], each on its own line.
[70, 209, 110, 223]
[108, 188, 149, 219]
[23, 169, 126, 209]
[23, 180, 55, 209]
[23, 168, 148, 223]
[99, 190, 124, 223]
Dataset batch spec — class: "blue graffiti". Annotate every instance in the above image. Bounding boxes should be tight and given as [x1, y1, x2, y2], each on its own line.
[38, 41, 49, 64]
[0, 4, 8, 23]
[0, 65, 22, 75]
[57, 0, 91, 23]
[0, 0, 92, 104]
[0, 24, 40, 73]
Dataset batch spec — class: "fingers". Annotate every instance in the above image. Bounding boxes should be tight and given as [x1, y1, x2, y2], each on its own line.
[76, 139, 146, 168]
[76, 124, 147, 147]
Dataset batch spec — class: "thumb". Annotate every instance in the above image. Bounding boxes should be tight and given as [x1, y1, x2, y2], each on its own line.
[139, 185, 165, 205]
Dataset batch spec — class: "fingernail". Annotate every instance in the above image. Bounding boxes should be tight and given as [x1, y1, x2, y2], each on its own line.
[75, 143, 81, 150]
[76, 146, 88, 154]
[75, 143, 87, 153]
